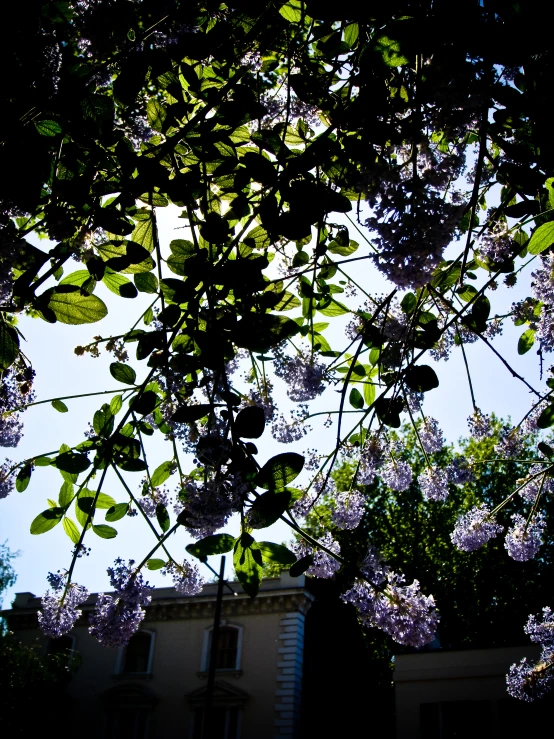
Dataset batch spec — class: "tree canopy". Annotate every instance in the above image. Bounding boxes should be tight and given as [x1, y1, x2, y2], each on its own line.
[2, 0, 554, 701]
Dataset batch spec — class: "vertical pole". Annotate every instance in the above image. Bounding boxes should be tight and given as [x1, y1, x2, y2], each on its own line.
[203, 555, 226, 739]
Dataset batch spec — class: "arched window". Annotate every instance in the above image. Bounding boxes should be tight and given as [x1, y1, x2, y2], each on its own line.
[116, 631, 155, 675]
[201, 624, 242, 672]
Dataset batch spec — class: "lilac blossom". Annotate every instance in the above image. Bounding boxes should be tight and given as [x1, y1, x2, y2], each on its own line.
[507, 608, 554, 701]
[357, 434, 384, 486]
[451, 505, 503, 552]
[342, 547, 439, 647]
[88, 559, 153, 647]
[137, 485, 169, 518]
[478, 225, 515, 266]
[293, 533, 341, 579]
[271, 405, 309, 444]
[504, 512, 546, 562]
[494, 424, 525, 459]
[176, 475, 245, 539]
[38, 574, 89, 638]
[0, 364, 35, 448]
[0, 460, 15, 499]
[467, 408, 492, 440]
[381, 460, 413, 492]
[332, 490, 365, 530]
[418, 468, 449, 502]
[162, 560, 204, 596]
[518, 465, 554, 503]
[446, 458, 474, 485]
[274, 355, 326, 402]
[419, 417, 444, 454]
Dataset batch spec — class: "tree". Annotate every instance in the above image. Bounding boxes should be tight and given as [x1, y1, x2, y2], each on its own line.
[2, 0, 554, 701]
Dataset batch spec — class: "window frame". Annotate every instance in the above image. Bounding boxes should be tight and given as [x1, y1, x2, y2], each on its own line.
[200, 623, 243, 672]
[115, 629, 156, 676]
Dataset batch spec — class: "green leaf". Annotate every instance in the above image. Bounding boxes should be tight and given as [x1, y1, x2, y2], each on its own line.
[256, 453, 304, 491]
[95, 493, 117, 510]
[349, 388, 364, 410]
[327, 240, 359, 256]
[233, 532, 263, 598]
[147, 99, 167, 132]
[110, 362, 137, 385]
[528, 222, 554, 255]
[129, 390, 159, 416]
[58, 481, 74, 507]
[233, 314, 299, 352]
[147, 559, 166, 570]
[401, 293, 417, 315]
[30, 508, 63, 534]
[55, 451, 91, 474]
[0, 323, 20, 370]
[258, 541, 297, 565]
[279, 0, 302, 22]
[44, 286, 108, 325]
[344, 23, 359, 48]
[132, 218, 154, 252]
[134, 273, 158, 293]
[318, 299, 349, 317]
[538, 441, 554, 459]
[63, 517, 80, 544]
[247, 490, 293, 528]
[289, 553, 313, 577]
[186, 533, 236, 560]
[105, 503, 129, 522]
[518, 328, 536, 355]
[15, 464, 32, 493]
[363, 382, 376, 407]
[110, 394, 123, 414]
[235, 406, 265, 439]
[156, 503, 170, 533]
[274, 292, 301, 311]
[51, 399, 69, 413]
[151, 460, 174, 487]
[92, 524, 118, 539]
[537, 404, 554, 429]
[404, 365, 439, 393]
[93, 404, 114, 437]
[34, 120, 62, 137]
[171, 404, 213, 423]
[103, 271, 138, 298]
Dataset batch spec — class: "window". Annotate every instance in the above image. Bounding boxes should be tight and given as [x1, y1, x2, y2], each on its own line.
[201, 624, 242, 672]
[116, 630, 155, 675]
[192, 707, 240, 739]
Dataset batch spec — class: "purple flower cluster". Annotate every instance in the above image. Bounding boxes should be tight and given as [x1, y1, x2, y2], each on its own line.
[137, 484, 169, 518]
[293, 533, 341, 579]
[271, 404, 309, 444]
[381, 460, 413, 492]
[0, 460, 15, 499]
[504, 512, 546, 561]
[342, 547, 439, 647]
[467, 408, 492, 440]
[162, 560, 204, 596]
[446, 459, 474, 485]
[419, 417, 445, 454]
[357, 435, 384, 486]
[331, 490, 365, 530]
[451, 505, 503, 552]
[0, 364, 35, 448]
[518, 466, 554, 503]
[507, 608, 554, 701]
[88, 559, 152, 647]
[38, 574, 89, 639]
[478, 225, 515, 266]
[274, 356, 326, 402]
[494, 425, 525, 459]
[418, 468, 449, 502]
[176, 475, 244, 539]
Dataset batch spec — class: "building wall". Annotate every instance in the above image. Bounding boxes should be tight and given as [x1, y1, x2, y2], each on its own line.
[4, 573, 313, 739]
[394, 646, 553, 739]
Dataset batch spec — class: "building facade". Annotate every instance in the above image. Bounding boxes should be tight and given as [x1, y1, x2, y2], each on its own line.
[393, 645, 554, 739]
[3, 572, 313, 739]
